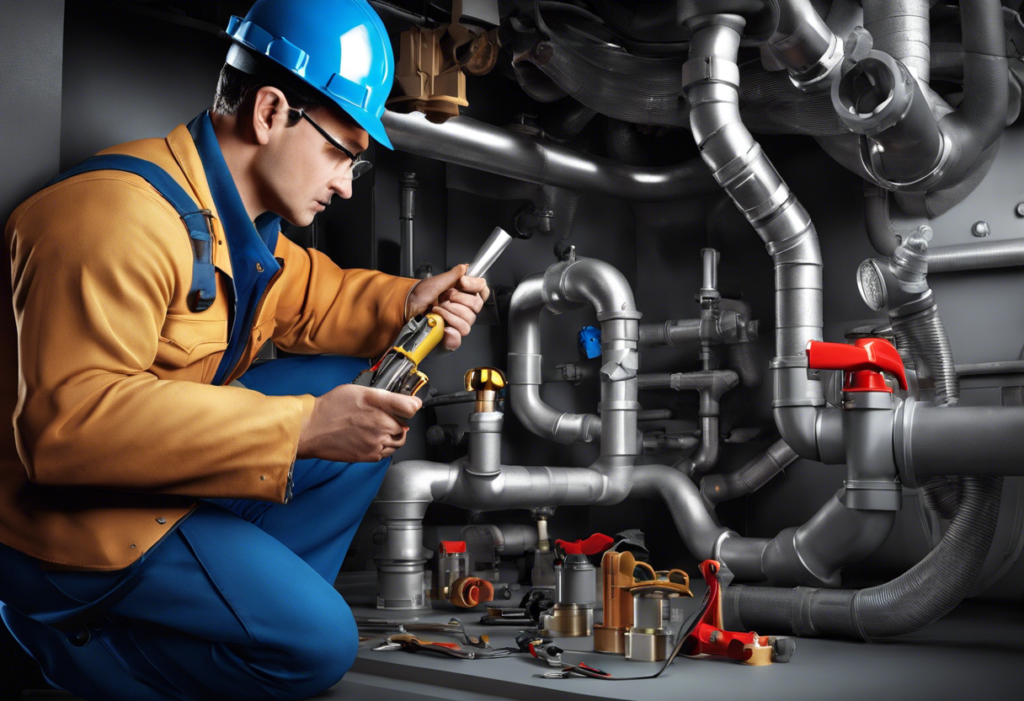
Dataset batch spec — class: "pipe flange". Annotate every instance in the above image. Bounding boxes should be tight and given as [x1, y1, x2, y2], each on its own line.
[858, 130, 953, 193]
[787, 33, 844, 93]
[892, 396, 919, 488]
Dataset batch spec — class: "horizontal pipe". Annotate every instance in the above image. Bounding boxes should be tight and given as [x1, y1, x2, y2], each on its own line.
[956, 360, 1024, 376]
[908, 405, 1024, 477]
[927, 237, 1024, 273]
[382, 111, 721, 202]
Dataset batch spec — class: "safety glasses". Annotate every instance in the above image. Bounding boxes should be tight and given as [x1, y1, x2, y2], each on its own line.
[289, 108, 373, 180]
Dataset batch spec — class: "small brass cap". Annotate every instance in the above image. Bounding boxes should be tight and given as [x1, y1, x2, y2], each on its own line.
[464, 367, 506, 412]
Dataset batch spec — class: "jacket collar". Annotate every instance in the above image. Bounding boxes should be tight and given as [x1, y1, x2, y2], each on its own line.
[164, 112, 284, 277]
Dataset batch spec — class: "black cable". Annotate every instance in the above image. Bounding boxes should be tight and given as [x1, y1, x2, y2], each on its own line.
[543, 585, 713, 680]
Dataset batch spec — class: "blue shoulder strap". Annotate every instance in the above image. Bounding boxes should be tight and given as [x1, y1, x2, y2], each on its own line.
[46, 155, 217, 312]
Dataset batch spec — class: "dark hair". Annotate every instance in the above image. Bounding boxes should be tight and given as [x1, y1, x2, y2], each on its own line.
[212, 62, 321, 125]
[212, 54, 361, 133]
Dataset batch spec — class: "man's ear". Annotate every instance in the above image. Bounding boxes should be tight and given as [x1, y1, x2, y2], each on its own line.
[251, 86, 288, 146]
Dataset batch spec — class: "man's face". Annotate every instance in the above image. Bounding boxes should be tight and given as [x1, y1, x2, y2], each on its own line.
[256, 102, 370, 227]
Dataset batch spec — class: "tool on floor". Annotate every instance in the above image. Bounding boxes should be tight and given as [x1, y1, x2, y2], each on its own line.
[479, 607, 533, 625]
[354, 616, 490, 649]
[377, 634, 479, 659]
[537, 534, 614, 637]
[622, 570, 693, 662]
[353, 226, 512, 396]
[682, 560, 796, 666]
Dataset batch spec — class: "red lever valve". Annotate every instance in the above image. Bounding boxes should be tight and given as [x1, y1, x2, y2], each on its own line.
[555, 533, 615, 556]
[806, 338, 907, 393]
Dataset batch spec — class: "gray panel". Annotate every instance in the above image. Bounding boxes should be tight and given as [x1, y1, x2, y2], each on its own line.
[0, 0, 64, 222]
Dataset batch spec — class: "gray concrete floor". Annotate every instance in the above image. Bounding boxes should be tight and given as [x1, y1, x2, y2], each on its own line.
[22, 581, 1024, 700]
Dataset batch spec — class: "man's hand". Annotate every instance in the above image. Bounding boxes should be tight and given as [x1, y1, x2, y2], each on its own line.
[297, 384, 422, 463]
[406, 264, 491, 351]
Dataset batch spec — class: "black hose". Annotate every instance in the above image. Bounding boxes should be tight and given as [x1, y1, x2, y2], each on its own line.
[932, 0, 1009, 190]
[921, 476, 963, 520]
[541, 99, 598, 140]
[863, 186, 904, 256]
[725, 476, 1002, 639]
[724, 341, 762, 388]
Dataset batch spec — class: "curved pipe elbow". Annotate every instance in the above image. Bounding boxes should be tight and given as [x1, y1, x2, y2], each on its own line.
[631, 464, 731, 560]
[545, 257, 638, 320]
[374, 460, 458, 512]
[774, 406, 821, 462]
[766, 0, 843, 91]
[509, 385, 600, 444]
[833, 0, 1007, 193]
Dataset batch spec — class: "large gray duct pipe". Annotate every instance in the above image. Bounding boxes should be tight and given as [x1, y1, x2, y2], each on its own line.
[833, 0, 1008, 193]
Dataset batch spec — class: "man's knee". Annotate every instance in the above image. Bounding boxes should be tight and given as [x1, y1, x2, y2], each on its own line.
[270, 592, 358, 698]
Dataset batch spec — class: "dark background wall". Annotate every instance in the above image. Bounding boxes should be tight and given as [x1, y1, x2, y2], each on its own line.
[2, 0, 1023, 600]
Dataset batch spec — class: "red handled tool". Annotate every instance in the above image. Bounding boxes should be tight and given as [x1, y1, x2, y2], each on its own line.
[683, 560, 795, 666]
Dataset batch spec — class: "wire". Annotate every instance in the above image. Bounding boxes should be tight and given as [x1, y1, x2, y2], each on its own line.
[543, 585, 713, 681]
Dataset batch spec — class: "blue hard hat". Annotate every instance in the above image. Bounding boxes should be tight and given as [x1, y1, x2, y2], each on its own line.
[225, 0, 395, 149]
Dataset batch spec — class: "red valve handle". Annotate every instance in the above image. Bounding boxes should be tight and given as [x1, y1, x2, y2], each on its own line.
[439, 540, 466, 555]
[555, 533, 615, 556]
[806, 338, 908, 393]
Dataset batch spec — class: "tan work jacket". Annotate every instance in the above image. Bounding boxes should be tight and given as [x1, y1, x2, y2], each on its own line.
[1, 123, 417, 571]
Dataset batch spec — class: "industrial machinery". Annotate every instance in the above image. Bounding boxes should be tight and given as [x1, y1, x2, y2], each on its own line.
[13, 0, 1024, 690]
[369, 0, 1024, 648]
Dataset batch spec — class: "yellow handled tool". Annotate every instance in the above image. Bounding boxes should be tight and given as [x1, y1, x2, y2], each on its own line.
[353, 227, 513, 397]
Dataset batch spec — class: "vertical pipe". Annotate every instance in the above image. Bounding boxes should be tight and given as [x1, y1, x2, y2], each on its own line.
[399, 172, 417, 278]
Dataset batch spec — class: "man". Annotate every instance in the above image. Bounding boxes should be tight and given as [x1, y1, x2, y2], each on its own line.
[0, 1, 487, 698]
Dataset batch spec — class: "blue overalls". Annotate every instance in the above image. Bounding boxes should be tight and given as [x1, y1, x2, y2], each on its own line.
[0, 112, 390, 701]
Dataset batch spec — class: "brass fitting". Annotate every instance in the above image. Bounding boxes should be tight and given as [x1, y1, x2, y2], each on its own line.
[465, 366, 506, 413]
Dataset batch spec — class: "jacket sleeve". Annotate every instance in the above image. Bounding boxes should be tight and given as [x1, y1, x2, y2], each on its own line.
[5, 178, 314, 502]
[271, 234, 419, 358]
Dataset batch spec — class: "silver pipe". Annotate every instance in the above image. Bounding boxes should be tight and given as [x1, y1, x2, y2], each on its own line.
[466, 226, 513, 278]
[381, 110, 721, 203]
[862, 0, 931, 84]
[927, 238, 1024, 274]
[956, 360, 1024, 376]
[682, 14, 825, 460]
[638, 319, 701, 348]
[719, 491, 898, 586]
[398, 173, 417, 278]
[508, 257, 641, 449]
[765, 0, 844, 91]
[508, 275, 601, 444]
[702, 438, 798, 506]
[375, 257, 640, 609]
[629, 465, 732, 560]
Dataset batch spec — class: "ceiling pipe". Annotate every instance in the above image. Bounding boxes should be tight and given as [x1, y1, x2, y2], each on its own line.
[381, 110, 720, 202]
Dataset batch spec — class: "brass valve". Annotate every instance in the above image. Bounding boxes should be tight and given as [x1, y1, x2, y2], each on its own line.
[464, 367, 506, 413]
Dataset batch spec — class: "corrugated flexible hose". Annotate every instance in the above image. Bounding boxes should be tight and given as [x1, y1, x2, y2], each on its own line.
[726, 475, 1002, 639]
